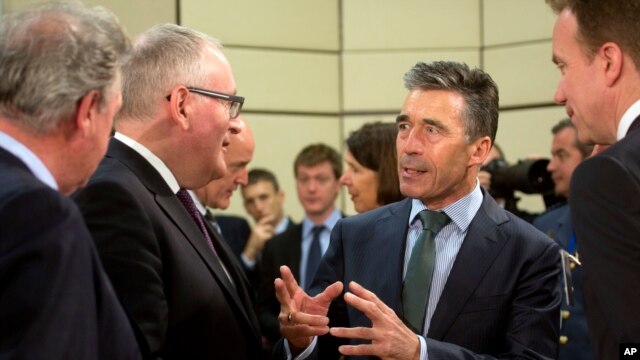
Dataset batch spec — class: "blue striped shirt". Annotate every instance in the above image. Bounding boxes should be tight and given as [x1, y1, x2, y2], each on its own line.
[405, 181, 483, 359]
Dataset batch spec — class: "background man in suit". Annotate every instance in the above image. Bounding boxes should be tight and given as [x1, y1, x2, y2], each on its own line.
[258, 144, 342, 345]
[241, 168, 296, 259]
[274, 61, 561, 359]
[74, 24, 262, 359]
[192, 121, 258, 282]
[547, 0, 640, 357]
[533, 119, 593, 360]
[0, 3, 140, 359]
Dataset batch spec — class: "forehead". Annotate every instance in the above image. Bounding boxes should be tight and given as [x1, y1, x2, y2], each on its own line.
[552, 9, 582, 61]
[296, 161, 334, 177]
[401, 89, 465, 123]
[243, 180, 276, 195]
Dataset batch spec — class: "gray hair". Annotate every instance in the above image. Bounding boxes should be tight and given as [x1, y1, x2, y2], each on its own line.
[117, 23, 222, 123]
[403, 61, 499, 144]
[0, 2, 130, 133]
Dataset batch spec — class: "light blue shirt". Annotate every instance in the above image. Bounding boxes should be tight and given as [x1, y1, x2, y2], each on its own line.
[299, 209, 342, 290]
[0, 131, 57, 189]
[406, 182, 483, 360]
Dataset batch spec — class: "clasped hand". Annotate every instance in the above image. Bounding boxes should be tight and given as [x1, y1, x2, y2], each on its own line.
[275, 266, 420, 360]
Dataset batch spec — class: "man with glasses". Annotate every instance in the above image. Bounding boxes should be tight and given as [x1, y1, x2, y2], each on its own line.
[74, 24, 262, 359]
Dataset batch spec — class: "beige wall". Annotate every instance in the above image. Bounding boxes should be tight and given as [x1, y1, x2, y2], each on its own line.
[4, 0, 565, 220]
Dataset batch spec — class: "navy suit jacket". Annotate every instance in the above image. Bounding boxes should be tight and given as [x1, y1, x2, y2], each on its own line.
[534, 203, 593, 360]
[570, 117, 640, 359]
[281, 193, 561, 359]
[0, 148, 140, 359]
[73, 138, 261, 359]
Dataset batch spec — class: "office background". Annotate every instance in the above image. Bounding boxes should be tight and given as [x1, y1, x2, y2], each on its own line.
[1, 0, 567, 221]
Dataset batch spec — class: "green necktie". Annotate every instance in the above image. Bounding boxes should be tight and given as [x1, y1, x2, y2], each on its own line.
[402, 210, 450, 333]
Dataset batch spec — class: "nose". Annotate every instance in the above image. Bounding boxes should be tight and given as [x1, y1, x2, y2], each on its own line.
[237, 169, 249, 186]
[547, 158, 557, 173]
[228, 116, 243, 135]
[553, 82, 566, 105]
[339, 171, 351, 185]
[400, 127, 423, 155]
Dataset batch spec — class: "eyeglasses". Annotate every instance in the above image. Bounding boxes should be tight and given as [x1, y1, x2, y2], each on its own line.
[166, 86, 244, 119]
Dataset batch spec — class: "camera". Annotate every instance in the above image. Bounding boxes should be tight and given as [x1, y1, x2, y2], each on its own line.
[481, 158, 554, 199]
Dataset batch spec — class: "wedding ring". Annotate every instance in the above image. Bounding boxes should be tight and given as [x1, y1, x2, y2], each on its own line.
[287, 311, 294, 323]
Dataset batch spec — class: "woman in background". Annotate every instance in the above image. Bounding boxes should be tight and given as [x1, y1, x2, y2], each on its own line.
[339, 122, 403, 213]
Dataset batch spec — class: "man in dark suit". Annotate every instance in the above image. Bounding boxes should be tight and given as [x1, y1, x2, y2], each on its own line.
[533, 119, 594, 359]
[74, 24, 261, 359]
[274, 61, 562, 359]
[547, 1, 640, 358]
[0, 3, 140, 359]
[258, 144, 343, 345]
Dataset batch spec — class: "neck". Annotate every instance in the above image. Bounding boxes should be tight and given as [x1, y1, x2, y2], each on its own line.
[306, 206, 335, 225]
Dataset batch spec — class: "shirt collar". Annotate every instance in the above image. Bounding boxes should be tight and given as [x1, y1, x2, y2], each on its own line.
[114, 132, 180, 193]
[302, 208, 341, 236]
[409, 180, 483, 232]
[617, 99, 640, 140]
[0, 131, 58, 190]
[188, 189, 207, 216]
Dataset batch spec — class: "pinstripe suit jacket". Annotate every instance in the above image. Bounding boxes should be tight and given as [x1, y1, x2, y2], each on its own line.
[304, 192, 562, 359]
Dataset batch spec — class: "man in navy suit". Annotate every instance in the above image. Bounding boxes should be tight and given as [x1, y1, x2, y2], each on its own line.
[533, 119, 593, 359]
[274, 61, 562, 359]
[0, 3, 140, 359]
[74, 24, 262, 359]
[548, 1, 640, 358]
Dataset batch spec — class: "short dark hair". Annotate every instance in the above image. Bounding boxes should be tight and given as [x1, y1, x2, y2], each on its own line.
[346, 122, 403, 205]
[551, 118, 593, 158]
[546, 0, 640, 71]
[246, 168, 280, 192]
[403, 61, 499, 144]
[294, 143, 342, 180]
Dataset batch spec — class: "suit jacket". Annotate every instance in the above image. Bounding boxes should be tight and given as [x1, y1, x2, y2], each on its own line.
[257, 223, 304, 343]
[73, 138, 261, 359]
[533, 203, 593, 360]
[570, 117, 640, 360]
[217, 214, 252, 258]
[277, 193, 562, 359]
[0, 148, 140, 359]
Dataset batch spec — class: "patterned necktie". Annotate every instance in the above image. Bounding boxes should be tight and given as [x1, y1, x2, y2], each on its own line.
[403, 210, 450, 333]
[305, 225, 325, 290]
[176, 189, 217, 255]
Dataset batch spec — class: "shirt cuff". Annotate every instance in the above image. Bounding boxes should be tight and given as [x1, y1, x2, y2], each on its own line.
[241, 253, 256, 269]
[284, 336, 317, 360]
[419, 335, 428, 360]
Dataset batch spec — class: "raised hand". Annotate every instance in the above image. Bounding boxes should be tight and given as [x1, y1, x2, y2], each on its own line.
[274, 265, 343, 353]
[330, 282, 420, 360]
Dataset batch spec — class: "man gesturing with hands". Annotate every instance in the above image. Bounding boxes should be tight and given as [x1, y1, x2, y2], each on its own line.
[273, 61, 562, 360]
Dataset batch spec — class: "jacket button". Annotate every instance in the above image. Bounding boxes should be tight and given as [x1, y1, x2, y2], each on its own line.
[570, 262, 576, 270]
[562, 310, 571, 320]
[560, 335, 569, 345]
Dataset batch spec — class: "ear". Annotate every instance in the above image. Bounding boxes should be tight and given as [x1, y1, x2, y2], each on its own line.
[72, 90, 101, 139]
[600, 42, 623, 87]
[469, 136, 492, 167]
[167, 86, 192, 130]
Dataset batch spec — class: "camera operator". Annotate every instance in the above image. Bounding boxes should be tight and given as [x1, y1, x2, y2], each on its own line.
[479, 143, 552, 223]
[533, 119, 594, 360]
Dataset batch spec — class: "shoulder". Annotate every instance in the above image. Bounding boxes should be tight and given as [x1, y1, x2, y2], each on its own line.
[533, 203, 568, 226]
[216, 215, 250, 228]
[267, 223, 303, 247]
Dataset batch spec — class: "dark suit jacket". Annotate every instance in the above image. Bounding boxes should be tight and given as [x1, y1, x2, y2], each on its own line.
[217, 214, 252, 258]
[0, 148, 140, 359]
[534, 203, 593, 360]
[278, 193, 561, 359]
[257, 223, 304, 343]
[570, 117, 640, 360]
[73, 138, 261, 359]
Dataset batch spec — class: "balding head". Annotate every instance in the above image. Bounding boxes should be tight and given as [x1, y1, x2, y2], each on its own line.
[194, 119, 255, 209]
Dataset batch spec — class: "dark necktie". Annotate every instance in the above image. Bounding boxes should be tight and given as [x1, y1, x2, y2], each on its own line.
[176, 189, 217, 255]
[403, 210, 450, 333]
[204, 210, 224, 239]
[305, 225, 325, 290]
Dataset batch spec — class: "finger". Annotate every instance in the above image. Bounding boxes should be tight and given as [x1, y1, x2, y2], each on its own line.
[329, 326, 375, 341]
[280, 323, 330, 339]
[274, 278, 293, 310]
[338, 343, 380, 357]
[348, 281, 395, 317]
[343, 292, 384, 323]
[314, 281, 344, 306]
[286, 311, 330, 327]
[280, 265, 302, 295]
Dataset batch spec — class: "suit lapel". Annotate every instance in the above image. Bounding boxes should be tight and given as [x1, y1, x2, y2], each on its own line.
[427, 194, 510, 340]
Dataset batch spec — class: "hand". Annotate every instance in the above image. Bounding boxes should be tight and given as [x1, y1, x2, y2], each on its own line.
[274, 265, 343, 353]
[330, 282, 420, 360]
[243, 215, 276, 261]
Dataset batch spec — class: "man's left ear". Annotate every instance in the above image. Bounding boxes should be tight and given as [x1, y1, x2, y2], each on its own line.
[470, 136, 491, 167]
[600, 42, 623, 87]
